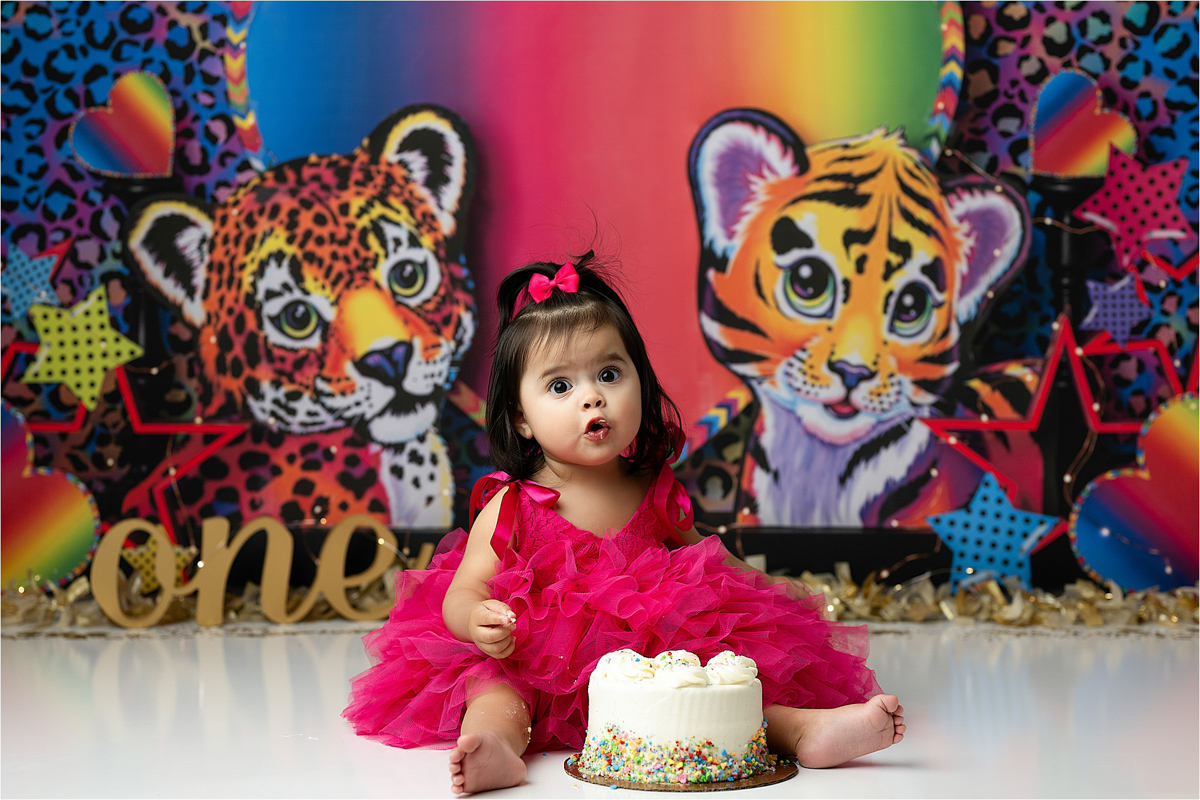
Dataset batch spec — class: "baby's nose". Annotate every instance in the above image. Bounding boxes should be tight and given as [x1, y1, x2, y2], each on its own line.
[583, 394, 605, 410]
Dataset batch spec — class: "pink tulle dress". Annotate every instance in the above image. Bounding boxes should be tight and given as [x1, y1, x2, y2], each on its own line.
[343, 466, 882, 751]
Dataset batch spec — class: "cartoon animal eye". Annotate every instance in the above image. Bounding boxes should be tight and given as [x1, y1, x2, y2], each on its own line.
[890, 283, 934, 338]
[271, 300, 322, 340]
[598, 367, 620, 383]
[388, 259, 426, 299]
[783, 259, 836, 319]
[549, 379, 572, 395]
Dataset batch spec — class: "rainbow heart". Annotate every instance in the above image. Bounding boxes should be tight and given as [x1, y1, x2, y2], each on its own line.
[1030, 70, 1136, 178]
[70, 71, 175, 178]
[1, 402, 101, 590]
[1069, 394, 1199, 590]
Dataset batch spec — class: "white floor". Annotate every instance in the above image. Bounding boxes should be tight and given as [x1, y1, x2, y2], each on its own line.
[2, 620, 1196, 799]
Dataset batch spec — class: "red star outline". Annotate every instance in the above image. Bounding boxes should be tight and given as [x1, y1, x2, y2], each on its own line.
[1, 239, 81, 430]
[1138, 250, 1198, 283]
[1128, 250, 1199, 390]
[1, 342, 247, 543]
[0, 237, 73, 281]
[921, 314, 1188, 550]
[1, 342, 87, 432]
[1079, 329, 1185, 407]
[38, 239, 73, 281]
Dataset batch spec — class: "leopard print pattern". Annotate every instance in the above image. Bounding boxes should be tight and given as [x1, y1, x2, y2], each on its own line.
[122, 105, 478, 532]
[1, 2, 264, 522]
[951, 2, 1197, 435]
[952, 1, 1197, 207]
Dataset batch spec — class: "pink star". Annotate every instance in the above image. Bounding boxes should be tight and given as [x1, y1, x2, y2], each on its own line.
[1076, 147, 1193, 271]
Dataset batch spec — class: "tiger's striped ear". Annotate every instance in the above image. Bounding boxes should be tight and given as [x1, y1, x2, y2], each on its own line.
[689, 109, 808, 260]
[945, 179, 1030, 324]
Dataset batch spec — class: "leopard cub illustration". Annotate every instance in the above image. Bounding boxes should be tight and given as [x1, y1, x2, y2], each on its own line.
[688, 109, 1032, 527]
[124, 105, 477, 530]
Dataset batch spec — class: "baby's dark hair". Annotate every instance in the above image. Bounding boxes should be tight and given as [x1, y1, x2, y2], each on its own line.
[486, 252, 683, 479]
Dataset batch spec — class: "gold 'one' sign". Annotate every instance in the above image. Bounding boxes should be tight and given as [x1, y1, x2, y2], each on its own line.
[92, 515, 398, 627]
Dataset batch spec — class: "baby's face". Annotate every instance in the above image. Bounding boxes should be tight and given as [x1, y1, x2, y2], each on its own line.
[515, 324, 642, 473]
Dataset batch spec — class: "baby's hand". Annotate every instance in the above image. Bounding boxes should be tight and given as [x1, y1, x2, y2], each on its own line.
[468, 599, 517, 659]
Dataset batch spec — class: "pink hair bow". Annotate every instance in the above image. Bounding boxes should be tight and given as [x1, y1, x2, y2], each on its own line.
[527, 263, 580, 303]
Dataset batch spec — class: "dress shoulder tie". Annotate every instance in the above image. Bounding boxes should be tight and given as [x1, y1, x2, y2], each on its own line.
[651, 461, 694, 547]
[469, 471, 561, 556]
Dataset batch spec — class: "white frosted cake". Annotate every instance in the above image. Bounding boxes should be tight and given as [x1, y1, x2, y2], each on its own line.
[572, 649, 773, 784]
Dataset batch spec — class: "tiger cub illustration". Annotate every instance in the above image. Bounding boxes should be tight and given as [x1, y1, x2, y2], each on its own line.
[123, 105, 476, 530]
[687, 109, 1033, 527]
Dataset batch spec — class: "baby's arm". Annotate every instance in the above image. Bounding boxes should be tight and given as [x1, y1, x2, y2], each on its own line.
[443, 488, 518, 658]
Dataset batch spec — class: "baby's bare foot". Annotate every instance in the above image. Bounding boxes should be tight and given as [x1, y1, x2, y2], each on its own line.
[448, 731, 527, 795]
[788, 695, 905, 769]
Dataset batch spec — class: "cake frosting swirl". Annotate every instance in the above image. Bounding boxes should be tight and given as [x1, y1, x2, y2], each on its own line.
[574, 648, 774, 784]
[705, 651, 758, 685]
[593, 649, 656, 682]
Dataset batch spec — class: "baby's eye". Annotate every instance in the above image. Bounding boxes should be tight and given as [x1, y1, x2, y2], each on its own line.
[549, 379, 572, 395]
[598, 367, 620, 383]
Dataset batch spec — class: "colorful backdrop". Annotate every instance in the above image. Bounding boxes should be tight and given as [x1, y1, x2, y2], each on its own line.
[2, 1, 1196, 606]
[248, 0, 949, 425]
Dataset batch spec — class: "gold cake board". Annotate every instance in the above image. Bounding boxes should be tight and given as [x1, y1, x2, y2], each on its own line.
[565, 754, 798, 792]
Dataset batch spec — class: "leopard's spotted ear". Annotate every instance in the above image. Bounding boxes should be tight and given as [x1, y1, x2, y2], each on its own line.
[123, 197, 214, 329]
[688, 109, 809, 264]
[367, 104, 476, 239]
[944, 179, 1031, 324]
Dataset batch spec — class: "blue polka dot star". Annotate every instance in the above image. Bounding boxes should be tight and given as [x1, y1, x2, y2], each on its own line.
[927, 473, 1061, 591]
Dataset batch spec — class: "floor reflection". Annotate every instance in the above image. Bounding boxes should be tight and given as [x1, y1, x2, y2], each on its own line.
[2, 622, 1196, 798]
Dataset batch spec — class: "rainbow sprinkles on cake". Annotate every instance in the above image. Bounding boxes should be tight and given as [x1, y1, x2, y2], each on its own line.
[571, 649, 778, 784]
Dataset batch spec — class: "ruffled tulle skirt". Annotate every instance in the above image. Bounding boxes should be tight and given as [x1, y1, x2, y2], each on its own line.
[343, 532, 881, 751]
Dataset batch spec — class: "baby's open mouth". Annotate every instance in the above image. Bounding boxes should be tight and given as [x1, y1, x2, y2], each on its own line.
[584, 418, 610, 440]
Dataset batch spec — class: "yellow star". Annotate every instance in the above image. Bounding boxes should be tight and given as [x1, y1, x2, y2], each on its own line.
[120, 535, 198, 594]
[25, 286, 144, 410]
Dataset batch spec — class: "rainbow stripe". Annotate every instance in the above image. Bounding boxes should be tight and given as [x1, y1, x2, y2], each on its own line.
[448, 381, 487, 427]
[249, 2, 950, 429]
[1031, 70, 1137, 177]
[1138, 393, 1199, 496]
[1069, 395, 1199, 588]
[71, 72, 174, 177]
[686, 386, 754, 456]
[926, 1, 964, 161]
[223, 4, 262, 155]
[1, 403, 100, 589]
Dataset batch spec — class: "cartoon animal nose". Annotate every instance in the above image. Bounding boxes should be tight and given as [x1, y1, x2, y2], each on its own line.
[830, 360, 875, 391]
[355, 342, 411, 384]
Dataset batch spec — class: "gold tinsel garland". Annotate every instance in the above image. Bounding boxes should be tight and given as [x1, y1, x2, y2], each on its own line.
[790, 564, 1199, 628]
[3, 555, 1196, 631]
